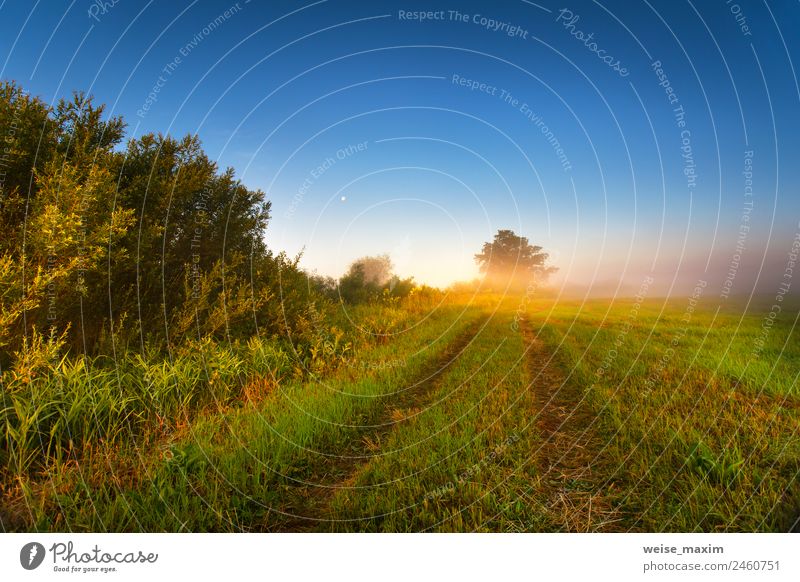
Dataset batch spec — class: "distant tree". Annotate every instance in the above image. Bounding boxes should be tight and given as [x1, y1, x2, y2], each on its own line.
[352, 255, 393, 286]
[338, 254, 414, 304]
[474, 229, 556, 289]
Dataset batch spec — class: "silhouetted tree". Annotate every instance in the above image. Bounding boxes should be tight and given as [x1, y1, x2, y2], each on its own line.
[474, 229, 556, 289]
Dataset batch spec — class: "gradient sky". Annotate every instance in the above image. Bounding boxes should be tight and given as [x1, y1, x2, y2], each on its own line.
[2, 0, 799, 295]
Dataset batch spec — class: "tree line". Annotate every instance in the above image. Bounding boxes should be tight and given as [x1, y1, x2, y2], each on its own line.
[0, 81, 322, 367]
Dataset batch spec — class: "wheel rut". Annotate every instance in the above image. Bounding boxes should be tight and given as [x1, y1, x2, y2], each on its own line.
[520, 319, 620, 531]
[259, 314, 489, 532]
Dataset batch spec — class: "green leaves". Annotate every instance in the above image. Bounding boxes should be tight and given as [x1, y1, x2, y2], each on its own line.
[0, 81, 292, 362]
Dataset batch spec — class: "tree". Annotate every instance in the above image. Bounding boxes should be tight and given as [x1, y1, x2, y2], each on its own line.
[108, 132, 272, 346]
[474, 229, 556, 289]
[0, 81, 323, 360]
[338, 254, 414, 304]
[350, 255, 393, 286]
[0, 83, 132, 354]
[0, 81, 57, 251]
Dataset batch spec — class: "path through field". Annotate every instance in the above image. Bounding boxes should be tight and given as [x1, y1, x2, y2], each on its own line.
[260, 310, 620, 532]
[262, 316, 489, 531]
[519, 322, 619, 531]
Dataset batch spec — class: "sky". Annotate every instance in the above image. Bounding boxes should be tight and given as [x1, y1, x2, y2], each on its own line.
[2, 0, 799, 296]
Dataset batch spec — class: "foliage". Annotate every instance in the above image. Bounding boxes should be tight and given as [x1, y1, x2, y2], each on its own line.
[0, 81, 360, 521]
[0, 327, 296, 481]
[338, 254, 415, 304]
[0, 80, 324, 362]
[474, 229, 556, 289]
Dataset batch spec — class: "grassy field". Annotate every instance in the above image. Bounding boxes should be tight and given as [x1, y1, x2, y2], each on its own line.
[2, 292, 798, 532]
[530, 295, 800, 532]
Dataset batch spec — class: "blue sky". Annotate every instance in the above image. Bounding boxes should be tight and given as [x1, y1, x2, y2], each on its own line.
[2, 0, 799, 294]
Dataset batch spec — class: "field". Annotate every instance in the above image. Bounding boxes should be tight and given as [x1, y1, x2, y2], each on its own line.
[3, 292, 798, 532]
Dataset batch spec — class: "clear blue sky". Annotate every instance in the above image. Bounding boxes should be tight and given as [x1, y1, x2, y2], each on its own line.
[2, 0, 799, 294]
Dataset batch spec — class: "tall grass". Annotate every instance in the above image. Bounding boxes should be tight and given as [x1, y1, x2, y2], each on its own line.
[1, 333, 294, 484]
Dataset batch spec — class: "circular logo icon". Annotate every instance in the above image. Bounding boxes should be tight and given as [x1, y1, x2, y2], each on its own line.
[20, 542, 46, 570]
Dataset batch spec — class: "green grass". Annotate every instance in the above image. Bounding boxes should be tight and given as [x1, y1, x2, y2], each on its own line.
[528, 297, 800, 532]
[3, 293, 799, 532]
[16, 302, 487, 531]
[317, 306, 619, 532]
[321, 308, 536, 532]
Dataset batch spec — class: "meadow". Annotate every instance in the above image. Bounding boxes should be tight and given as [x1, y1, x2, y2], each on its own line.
[3, 291, 798, 532]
